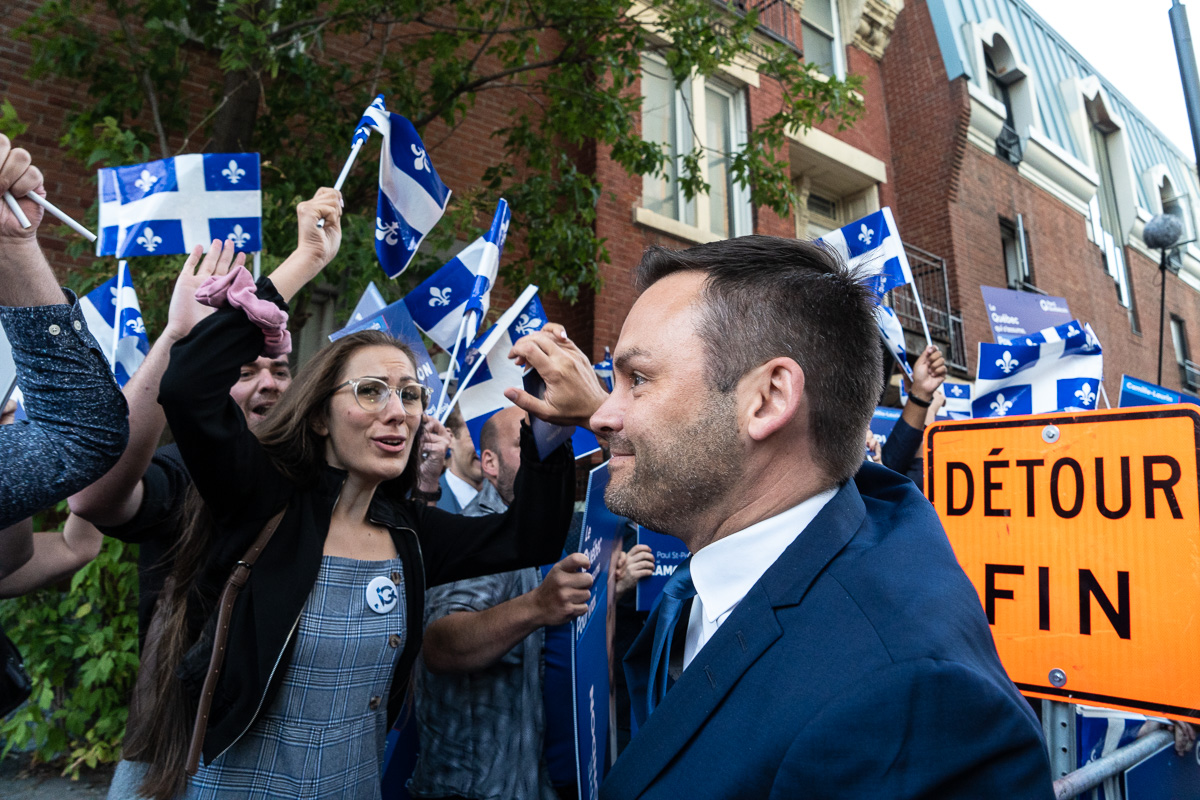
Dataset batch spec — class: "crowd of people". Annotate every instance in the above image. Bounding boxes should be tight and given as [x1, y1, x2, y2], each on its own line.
[0, 137, 1066, 799]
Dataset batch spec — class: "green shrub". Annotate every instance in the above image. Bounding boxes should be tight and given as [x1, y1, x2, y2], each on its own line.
[0, 534, 140, 777]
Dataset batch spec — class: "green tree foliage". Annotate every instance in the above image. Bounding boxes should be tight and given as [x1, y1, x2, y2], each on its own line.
[17, 0, 861, 335]
[0, 528, 140, 778]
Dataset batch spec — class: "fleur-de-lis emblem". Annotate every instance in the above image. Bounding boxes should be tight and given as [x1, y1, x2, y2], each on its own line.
[996, 350, 1019, 374]
[226, 224, 251, 248]
[429, 287, 452, 307]
[515, 313, 542, 336]
[1075, 382, 1096, 406]
[137, 226, 163, 252]
[222, 159, 246, 184]
[1067, 325, 1079, 337]
[134, 169, 158, 193]
[990, 393, 1014, 416]
[463, 347, 481, 367]
[857, 223, 874, 245]
[1024, 338, 1037, 346]
[1084, 328, 1100, 351]
[950, 385, 962, 397]
[371, 96, 385, 111]
[376, 217, 400, 246]
[497, 215, 510, 246]
[126, 317, 146, 335]
[411, 144, 431, 173]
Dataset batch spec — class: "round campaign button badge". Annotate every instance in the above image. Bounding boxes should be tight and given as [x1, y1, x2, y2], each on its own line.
[366, 576, 398, 614]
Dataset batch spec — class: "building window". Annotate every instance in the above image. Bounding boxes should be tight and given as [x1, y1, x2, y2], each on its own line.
[1000, 217, 1032, 290]
[640, 55, 751, 239]
[1088, 113, 1138, 330]
[801, 0, 843, 78]
[1172, 316, 1199, 389]
[985, 49, 1022, 165]
[805, 191, 840, 237]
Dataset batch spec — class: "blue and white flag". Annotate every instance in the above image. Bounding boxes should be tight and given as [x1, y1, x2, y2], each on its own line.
[874, 305, 913, 379]
[354, 95, 452, 279]
[403, 199, 511, 351]
[348, 281, 387, 326]
[79, 262, 150, 387]
[97, 154, 261, 259]
[594, 347, 614, 392]
[1001, 318, 1087, 347]
[940, 381, 973, 419]
[816, 207, 914, 299]
[973, 323, 1103, 418]
[329, 295, 444, 403]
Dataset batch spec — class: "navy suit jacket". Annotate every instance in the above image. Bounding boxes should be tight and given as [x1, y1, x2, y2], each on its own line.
[605, 462, 1054, 800]
[435, 472, 464, 515]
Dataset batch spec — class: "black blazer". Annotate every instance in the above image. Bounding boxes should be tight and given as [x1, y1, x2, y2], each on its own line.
[609, 463, 1054, 799]
[158, 279, 574, 765]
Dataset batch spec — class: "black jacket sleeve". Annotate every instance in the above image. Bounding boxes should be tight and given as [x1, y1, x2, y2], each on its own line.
[416, 422, 575, 587]
[881, 418, 924, 482]
[158, 278, 291, 524]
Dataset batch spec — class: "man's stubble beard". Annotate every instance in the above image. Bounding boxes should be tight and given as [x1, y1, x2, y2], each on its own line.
[604, 389, 741, 536]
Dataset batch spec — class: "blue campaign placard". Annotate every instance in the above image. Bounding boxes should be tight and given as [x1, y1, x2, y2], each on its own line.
[980, 286, 1072, 343]
[571, 462, 624, 800]
[869, 407, 902, 447]
[1124, 740, 1200, 799]
[1118, 374, 1200, 408]
[330, 298, 444, 401]
[635, 528, 689, 612]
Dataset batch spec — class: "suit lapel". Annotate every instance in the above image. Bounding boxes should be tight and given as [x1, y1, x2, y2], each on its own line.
[603, 479, 867, 798]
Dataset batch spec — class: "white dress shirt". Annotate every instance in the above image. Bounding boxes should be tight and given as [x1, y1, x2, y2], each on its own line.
[681, 487, 838, 670]
[444, 470, 479, 510]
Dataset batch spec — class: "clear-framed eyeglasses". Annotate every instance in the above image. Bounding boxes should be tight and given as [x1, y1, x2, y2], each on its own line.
[330, 378, 432, 414]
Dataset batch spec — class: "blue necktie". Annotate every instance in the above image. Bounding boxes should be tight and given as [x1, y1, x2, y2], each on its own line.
[646, 559, 696, 718]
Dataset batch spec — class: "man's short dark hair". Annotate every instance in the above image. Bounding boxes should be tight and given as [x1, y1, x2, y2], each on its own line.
[635, 235, 883, 484]
[445, 406, 466, 435]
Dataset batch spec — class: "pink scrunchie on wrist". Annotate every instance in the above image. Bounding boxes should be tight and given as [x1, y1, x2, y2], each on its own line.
[195, 265, 292, 357]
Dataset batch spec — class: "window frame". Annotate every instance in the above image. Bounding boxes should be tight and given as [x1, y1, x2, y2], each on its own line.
[800, 0, 845, 79]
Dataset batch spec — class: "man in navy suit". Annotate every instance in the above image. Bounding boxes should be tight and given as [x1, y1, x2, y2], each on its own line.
[589, 236, 1055, 799]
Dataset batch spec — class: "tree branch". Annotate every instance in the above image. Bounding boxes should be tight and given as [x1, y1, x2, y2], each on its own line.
[115, 15, 170, 158]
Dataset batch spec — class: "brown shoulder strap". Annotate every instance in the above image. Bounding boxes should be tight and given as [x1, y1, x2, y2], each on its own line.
[185, 506, 287, 775]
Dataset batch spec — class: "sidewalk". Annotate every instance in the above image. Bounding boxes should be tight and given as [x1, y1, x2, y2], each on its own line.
[0, 756, 112, 799]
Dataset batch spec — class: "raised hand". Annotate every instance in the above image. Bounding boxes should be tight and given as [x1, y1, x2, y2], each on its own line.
[0, 134, 44, 241]
[533, 552, 594, 626]
[163, 239, 244, 341]
[416, 413, 451, 495]
[505, 324, 609, 428]
[295, 187, 343, 269]
[909, 344, 947, 403]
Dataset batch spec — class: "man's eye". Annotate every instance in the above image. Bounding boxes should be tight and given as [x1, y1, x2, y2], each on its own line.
[239, 372, 253, 380]
[630, 373, 647, 387]
[275, 371, 291, 380]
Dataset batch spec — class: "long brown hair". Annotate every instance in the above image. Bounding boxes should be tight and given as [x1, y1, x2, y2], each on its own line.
[131, 330, 424, 798]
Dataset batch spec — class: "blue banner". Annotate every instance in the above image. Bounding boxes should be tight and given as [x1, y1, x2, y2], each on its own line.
[869, 407, 902, 446]
[1124, 738, 1200, 799]
[634, 528, 689, 613]
[980, 286, 1073, 344]
[571, 463, 625, 800]
[1117, 374, 1200, 408]
[329, 297, 445, 402]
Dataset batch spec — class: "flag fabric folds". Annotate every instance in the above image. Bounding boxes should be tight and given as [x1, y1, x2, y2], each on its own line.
[972, 323, 1103, 418]
[594, 347, 614, 392]
[348, 282, 387, 326]
[97, 154, 262, 259]
[329, 295, 445, 404]
[816, 207, 914, 299]
[940, 382, 973, 419]
[998, 318, 1087, 347]
[403, 199, 511, 352]
[354, 95, 452, 279]
[79, 262, 150, 387]
[874, 305, 913, 380]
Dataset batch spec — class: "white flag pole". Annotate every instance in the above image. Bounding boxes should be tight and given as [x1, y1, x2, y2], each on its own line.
[110, 261, 126, 375]
[25, 192, 96, 242]
[253, 250, 262, 280]
[906, 281, 934, 348]
[437, 309, 476, 415]
[2, 192, 31, 229]
[318, 138, 366, 231]
[438, 285, 539, 423]
[1098, 382, 1112, 409]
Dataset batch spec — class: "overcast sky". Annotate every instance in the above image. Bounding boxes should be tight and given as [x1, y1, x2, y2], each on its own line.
[1020, 0, 1200, 161]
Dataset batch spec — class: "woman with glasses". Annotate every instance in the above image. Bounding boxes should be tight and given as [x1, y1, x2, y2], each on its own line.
[130, 233, 589, 799]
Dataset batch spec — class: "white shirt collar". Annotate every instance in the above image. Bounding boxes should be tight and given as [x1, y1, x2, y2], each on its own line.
[689, 487, 838, 625]
[444, 470, 479, 509]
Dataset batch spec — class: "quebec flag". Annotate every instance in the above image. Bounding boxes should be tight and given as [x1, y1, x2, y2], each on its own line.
[403, 199, 511, 352]
[1001, 318, 1087, 347]
[816, 207, 914, 299]
[97, 154, 261, 259]
[354, 95, 452, 279]
[348, 281, 387, 326]
[594, 347, 614, 392]
[874, 305, 913, 379]
[940, 381, 972, 419]
[79, 262, 150, 387]
[972, 323, 1103, 418]
[329, 294, 445, 404]
[453, 287, 600, 459]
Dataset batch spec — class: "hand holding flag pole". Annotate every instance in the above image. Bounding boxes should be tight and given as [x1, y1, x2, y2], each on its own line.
[317, 139, 363, 230]
[2, 192, 30, 228]
[3, 189, 98, 242]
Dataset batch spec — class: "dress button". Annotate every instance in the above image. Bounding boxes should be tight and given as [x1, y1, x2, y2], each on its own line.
[72, 320, 82, 331]
[48, 324, 61, 335]
[388, 634, 401, 649]
[369, 695, 382, 710]
[390, 571, 402, 584]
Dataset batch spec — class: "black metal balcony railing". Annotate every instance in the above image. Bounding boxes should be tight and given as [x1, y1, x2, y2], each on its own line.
[996, 123, 1023, 166]
[890, 243, 969, 375]
[727, 0, 800, 51]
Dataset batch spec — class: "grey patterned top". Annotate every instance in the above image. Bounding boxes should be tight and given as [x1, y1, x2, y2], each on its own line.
[0, 290, 128, 528]
[409, 481, 557, 800]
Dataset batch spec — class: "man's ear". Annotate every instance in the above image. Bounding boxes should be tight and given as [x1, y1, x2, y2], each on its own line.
[480, 449, 500, 481]
[741, 357, 804, 442]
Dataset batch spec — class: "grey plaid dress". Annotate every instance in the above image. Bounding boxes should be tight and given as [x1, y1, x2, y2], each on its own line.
[186, 556, 406, 799]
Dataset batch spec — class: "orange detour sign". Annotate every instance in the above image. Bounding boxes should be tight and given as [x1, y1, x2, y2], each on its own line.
[925, 405, 1200, 723]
